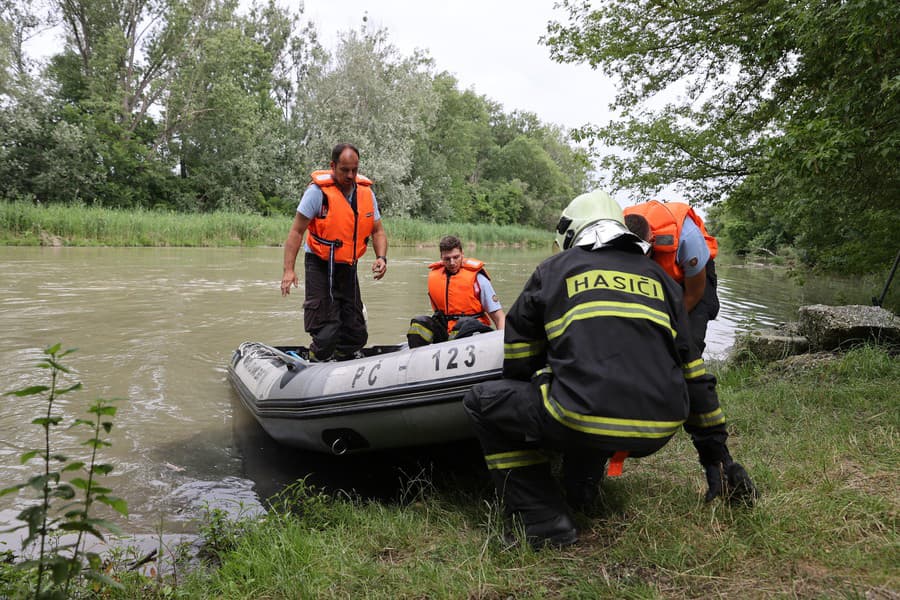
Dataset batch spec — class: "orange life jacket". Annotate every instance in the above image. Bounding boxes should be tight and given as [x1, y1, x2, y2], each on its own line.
[306, 170, 376, 265]
[427, 258, 492, 331]
[623, 200, 718, 284]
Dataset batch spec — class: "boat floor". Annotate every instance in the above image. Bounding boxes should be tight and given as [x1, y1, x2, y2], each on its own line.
[274, 343, 407, 362]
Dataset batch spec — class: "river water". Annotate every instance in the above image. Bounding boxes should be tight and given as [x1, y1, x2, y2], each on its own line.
[0, 245, 885, 541]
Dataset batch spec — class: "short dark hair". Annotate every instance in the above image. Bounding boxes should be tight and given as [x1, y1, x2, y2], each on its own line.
[624, 214, 652, 242]
[331, 143, 360, 164]
[439, 235, 462, 253]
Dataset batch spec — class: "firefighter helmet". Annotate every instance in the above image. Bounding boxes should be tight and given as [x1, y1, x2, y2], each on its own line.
[553, 190, 625, 251]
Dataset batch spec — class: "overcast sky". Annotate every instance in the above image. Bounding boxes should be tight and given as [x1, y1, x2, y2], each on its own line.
[299, 0, 619, 133]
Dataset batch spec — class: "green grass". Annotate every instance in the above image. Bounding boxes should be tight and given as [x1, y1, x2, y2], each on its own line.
[105, 346, 898, 599]
[0, 202, 554, 248]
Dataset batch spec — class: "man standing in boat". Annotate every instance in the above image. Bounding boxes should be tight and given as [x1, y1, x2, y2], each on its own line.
[463, 190, 756, 550]
[406, 235, 505, 347]
[623, 200, 720, 354]
[281, 143, 389, 362]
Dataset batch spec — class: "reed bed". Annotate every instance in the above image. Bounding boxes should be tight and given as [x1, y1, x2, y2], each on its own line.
[0, 202, 553, 248]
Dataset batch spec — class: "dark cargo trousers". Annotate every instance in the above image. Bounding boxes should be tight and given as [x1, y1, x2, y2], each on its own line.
[688, 259, 721, 355]
[463, 379, 615, 525]
[303, 253, 367, 361]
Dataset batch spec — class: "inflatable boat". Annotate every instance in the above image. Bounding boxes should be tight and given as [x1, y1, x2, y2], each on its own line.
[227, 330, 503, 454]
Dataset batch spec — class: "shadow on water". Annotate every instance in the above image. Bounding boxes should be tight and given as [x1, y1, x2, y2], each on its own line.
[229, 395, 492, 508]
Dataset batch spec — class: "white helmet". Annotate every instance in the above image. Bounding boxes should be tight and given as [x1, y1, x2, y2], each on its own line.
[554, 190, 625, 251]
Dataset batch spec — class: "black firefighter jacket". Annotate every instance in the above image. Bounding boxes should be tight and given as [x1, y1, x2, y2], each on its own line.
[502, 243, 727, 457]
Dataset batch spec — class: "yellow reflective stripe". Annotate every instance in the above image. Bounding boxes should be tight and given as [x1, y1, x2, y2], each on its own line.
[544, 300, 675, 341]
[484, 450, 549, 470]
[533, 366, 552, 378]
[686, 408, 726, 428]
[408, 322, 433, 342]
[540, 384, 683, 438]
[504, 340, 545, 360]
[682, 359, 706, 379]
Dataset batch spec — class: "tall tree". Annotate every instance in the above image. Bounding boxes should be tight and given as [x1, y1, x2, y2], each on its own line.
[295, 25, 439, 216]
[544, 0, 900, 271]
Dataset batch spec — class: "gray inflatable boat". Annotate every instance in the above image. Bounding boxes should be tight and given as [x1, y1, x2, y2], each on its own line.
[227, 330, 504, 454]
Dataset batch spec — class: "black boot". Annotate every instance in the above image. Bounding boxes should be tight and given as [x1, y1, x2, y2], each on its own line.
[565, 477, 603, 513]
[524, 513, 578, 549]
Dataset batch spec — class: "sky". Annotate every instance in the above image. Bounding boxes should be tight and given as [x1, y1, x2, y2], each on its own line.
[296, 1, 694, 206]
[298, 0, 619, 133]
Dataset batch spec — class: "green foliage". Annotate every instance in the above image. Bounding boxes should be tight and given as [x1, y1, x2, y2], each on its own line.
[1, 0, 592, 230]
[1, 344, 127, 599]
[0, 201, 555, 248]
[544, 0, 900, 273]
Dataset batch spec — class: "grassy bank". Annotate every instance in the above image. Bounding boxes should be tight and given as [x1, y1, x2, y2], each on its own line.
[0, 202, 553, 248]
[93, 346, 896, 599]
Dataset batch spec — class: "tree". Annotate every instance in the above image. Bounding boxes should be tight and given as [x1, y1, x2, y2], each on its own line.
[294, 25, 439, 217]
[544, 0, 900, 272]
[408, 73, 496, 221]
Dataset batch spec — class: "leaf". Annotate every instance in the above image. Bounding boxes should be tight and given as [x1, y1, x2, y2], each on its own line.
[50, 556, 73, 585]
[28, 473, 59, 489]
[19, 449, 41, 463]
[7, 385, 50, 396]
[52, 484, 76, 499]
[84, 570, 125, 590]
[43, 358, 72, 373]
[57, 382, 83, 395]
[93, 463, 114, 475]
[62, 461, 86, 472]
[70, 477, 89, 490]
[87, 516, 123, 535]
[92, 405, 118, 417]
[97, 495, 129, 516]
[50, 453, 68, 462]
[46, 342, 62, 354]
[0, 483, 27, 497]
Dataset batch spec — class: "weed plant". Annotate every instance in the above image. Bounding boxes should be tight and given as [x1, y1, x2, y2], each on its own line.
[0, 344, 128, 599]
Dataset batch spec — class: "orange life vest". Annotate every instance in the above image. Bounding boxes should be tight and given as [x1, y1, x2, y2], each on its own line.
[427, 258, 492, 331]
[306, 170, 376, 265]
[623, 200, 718, 284]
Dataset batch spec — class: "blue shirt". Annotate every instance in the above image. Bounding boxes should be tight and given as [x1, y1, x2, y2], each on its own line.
[297, 183, 382, 254]
[476, 273, 502, 313]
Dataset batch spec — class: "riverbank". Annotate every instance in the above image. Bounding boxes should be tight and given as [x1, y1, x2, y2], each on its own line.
[5, 346, 895, 598]
[0, 201, 553, 248]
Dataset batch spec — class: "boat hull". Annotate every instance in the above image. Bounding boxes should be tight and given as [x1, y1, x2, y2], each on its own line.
[227, 330, 504, 454]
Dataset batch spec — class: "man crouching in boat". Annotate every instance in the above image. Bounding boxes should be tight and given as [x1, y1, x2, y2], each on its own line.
[281, 143, 389, 362]
[463, 190, 757, 550]
[407, 235, 505, 348]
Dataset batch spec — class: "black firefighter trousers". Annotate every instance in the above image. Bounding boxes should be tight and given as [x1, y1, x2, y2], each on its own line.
[464, 379, 627, 525]
[303, 253, 367, 360]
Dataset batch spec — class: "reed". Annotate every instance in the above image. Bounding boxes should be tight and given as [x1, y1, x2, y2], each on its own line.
[0, 202, 553, 248]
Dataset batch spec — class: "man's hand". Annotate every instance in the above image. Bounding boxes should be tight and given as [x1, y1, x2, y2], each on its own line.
[704, 461, 759, 506]
[372, 256, 387, 280]
[281, 269, 298, 296]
